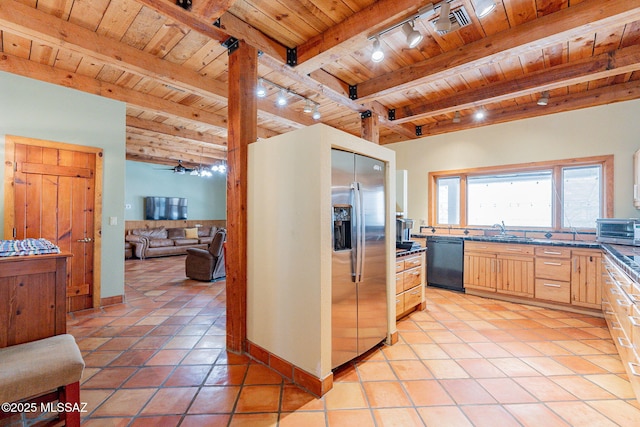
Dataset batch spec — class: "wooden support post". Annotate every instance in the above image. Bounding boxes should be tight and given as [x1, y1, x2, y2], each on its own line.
[226, 40, 257, 353]
[361, 112, 380, 144]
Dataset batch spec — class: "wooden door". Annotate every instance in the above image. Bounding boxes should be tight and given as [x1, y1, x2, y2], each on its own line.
[4, 135, 102, 312]
[571, 250, 603, 309]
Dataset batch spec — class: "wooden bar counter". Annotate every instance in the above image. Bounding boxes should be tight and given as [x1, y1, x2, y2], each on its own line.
[0, 253, 71, 348]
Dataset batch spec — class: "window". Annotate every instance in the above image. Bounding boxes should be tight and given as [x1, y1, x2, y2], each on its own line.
[428, 156, 612, 230]
[562, 165, 602, 229]
[467, 171, 552, 227]
[436, 177, 460, 225]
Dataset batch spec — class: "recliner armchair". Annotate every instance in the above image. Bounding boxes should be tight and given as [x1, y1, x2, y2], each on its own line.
[185, 228, 226, 281]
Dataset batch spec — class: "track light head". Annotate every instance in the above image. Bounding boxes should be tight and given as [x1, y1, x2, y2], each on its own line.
[474, 109, 486, 120]
[474, 0, 496, 18]
[303, 99, 313, 113]
[537, 91, 550, 106]
[436, 2, 452, 33]
[371, 37, 384, 63]
[402, 21, 423, 48]
[256, 79, 267, 98]
[276, 89, 288, 106]
[453, 111, 461, 123]
[312, 105, 321, 120]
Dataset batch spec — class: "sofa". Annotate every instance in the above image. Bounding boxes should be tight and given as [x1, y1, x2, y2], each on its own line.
[125, 226, 219, 259]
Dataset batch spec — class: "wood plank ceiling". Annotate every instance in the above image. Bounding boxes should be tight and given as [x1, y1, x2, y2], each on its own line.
[1, 0, 639, 169]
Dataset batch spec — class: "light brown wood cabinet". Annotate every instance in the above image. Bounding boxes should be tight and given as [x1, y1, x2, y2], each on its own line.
[463, 241, 534, 297]
[602, 252, 640, 400]
[395, 252, 425, 319]
[464, 241, 602, 314]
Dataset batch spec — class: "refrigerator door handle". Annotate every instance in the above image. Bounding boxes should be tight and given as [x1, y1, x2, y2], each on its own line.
[352, 182, 364, 282]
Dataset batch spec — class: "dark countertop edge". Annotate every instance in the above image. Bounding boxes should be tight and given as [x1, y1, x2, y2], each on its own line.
[601, 244, 640, 283]
[396, 247, 427, 258]
[416, 235, 601, 249]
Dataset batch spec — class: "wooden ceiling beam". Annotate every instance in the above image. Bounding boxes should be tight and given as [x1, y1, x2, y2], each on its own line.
[295, 0, 434, 74]
[356, 0, 640, 101]
[126, 135, 225, 166]
[126, 116, 228, 148]
[380, 80, 640, 142]
[132, 0, 228, 42]
[0, 52, 272, 139]
[391, 44, 640, 123]
[217, 12, 287, 63]
[0, 0, 313, 129]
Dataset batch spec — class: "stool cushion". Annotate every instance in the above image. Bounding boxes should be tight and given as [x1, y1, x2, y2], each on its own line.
[0, 334, 85, 403]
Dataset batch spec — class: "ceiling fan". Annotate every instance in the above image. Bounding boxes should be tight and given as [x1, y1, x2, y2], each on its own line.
[155, 160, 193, 175]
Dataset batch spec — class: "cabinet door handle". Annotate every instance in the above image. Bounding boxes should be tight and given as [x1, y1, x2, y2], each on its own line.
[616, 299, 631, 308]
[543, 283, 561, 288]
[543, 261, 562, 266]
[506, 248, 522, 252]
[630, 362, 640, 377]
[611, 321, 623, 330]
[629, 316, 640, 327]
[617, 337, 633, 349]
[543, 250, 562, 255]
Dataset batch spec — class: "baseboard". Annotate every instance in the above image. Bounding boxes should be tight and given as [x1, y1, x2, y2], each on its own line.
[246, 340, 333, 397]
[100, 295, 124, 307]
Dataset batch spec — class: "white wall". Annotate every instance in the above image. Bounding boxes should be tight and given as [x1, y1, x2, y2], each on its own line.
[0, 71, 126, 300]
[389, 99, 640, 230]
[125, 160, 226, 220]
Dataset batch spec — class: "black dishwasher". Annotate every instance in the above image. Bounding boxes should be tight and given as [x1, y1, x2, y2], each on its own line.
[426, 236, 464, 292]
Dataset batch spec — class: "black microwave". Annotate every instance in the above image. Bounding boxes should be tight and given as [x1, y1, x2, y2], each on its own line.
[596, 218, 640, 246]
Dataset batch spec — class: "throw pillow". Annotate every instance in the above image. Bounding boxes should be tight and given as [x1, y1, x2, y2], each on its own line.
[185, 227, 198, 239]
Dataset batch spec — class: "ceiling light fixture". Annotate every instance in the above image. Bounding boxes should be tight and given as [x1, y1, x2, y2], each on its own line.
[276, 89, 288, 106]
[537, 91, 550, 106]
[256, 78, 267, 98]
[473, 0, 496, 18]
[371, 37, 384, 63]
[402, 20, 423, 48]
[312, 105, 321, 120]
[303, 99, 313, 113]
[435, 2, 452, 33]
[453, 111, 461, 123]
[474, 108, 486, 120]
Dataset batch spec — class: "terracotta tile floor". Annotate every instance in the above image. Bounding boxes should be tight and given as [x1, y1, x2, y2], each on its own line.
[10, 255, 640, 426]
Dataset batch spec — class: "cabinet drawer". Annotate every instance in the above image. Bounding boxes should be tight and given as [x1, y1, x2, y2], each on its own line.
[404, 286, 422, 310]
[534, 246, 571, 258]
[396, 293, 405, 316]
[395, 273, 404, 294]
[535, 257, 571, 281]
[631, 304, 640, 358]
[535, 279, 570, 304]
[403, 266, 421, 291]
[404, 255, 422, 269]
[493, 244, 535, 256]
[396, 260, 405, 273]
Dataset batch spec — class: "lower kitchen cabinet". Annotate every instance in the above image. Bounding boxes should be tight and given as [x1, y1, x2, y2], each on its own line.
[571, 248, 602, 309]
[395, 251, 426, 319]
[602, 252, 640, 400]
[464, 241, 602, 315]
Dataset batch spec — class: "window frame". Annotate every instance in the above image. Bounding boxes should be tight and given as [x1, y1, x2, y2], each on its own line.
[427, 155, 613, 231]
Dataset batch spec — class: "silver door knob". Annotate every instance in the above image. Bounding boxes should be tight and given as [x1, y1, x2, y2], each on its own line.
[76, 237, 93, 243]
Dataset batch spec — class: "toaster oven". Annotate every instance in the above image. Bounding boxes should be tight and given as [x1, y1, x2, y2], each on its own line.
[596, 218, 640, 246]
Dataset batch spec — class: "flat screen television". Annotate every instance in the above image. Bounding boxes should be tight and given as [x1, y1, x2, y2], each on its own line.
[145, 197, 187, 220]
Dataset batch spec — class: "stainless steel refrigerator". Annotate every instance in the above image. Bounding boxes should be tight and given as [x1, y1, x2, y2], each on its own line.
[331, 148, 387, 369]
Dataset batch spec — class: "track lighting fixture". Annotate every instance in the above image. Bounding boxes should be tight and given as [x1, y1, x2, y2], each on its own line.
[371, 37, 384, 63]
[256, 77, 321, 119]
[537, 91, 550, 106]
[474, 108, 486, 120]
[402, 20, 423, 48]
[276, 89, 288, 106]
[453, 111, 461, 123]
[303, 99, 313, 113]
[435, 2, 452, 33]
[474, 0, 496, 18]
[256, 79, 267, 98]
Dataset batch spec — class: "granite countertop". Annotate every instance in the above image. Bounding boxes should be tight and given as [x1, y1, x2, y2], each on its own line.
[396, 246, 427, 258]
[601, 244, 640, 283]
[414, 234, 601, 249]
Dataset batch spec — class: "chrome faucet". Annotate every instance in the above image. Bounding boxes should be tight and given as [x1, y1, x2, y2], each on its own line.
[492, 221, 506, 234]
